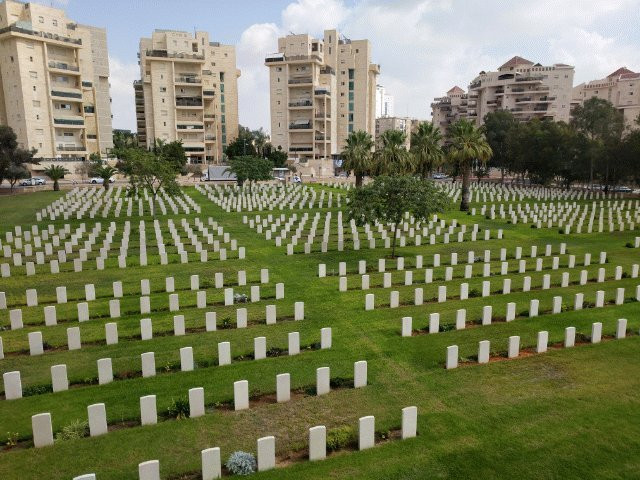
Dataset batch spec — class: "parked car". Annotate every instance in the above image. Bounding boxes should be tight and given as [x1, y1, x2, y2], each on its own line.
[432, 173, 448, 180]
[19, 178, 46, 186]
[611, 186, 632, 192]
[89, 177, 115, 184]
[32, 177, 46, 185]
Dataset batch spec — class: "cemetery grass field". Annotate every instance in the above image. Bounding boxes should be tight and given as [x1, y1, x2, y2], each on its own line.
[0, 186, 639, 479]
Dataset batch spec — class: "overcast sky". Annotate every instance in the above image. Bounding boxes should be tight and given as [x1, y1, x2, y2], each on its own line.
[39, 0, 640, 133]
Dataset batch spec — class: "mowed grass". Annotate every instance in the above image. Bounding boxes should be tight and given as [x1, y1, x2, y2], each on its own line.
[0, 187, 638, 479]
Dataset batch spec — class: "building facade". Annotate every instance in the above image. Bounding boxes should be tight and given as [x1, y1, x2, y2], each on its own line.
[430, 85, 469, 133]
[375, 84, 394, 118]
[136, 29, 240, 164]
[575, 67, 640, 129]
[0, 0, 112, 169]
[265, 29, 379, 176]
[375, 116, 411, 149]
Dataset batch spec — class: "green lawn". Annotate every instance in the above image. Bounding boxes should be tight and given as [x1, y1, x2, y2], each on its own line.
[0, 186, 638, 479]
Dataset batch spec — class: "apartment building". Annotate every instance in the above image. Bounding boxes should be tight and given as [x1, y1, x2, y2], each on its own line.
[0, 0, 112, 170]
[466, 56, 575, 124]
[265, 29, 379, 177]
[136, 29, 240, 164]
[375, 116, 411, 149]
[574, 67, 640, 129]
[375, 84, 394, 118]
[430, 85, 468, 132]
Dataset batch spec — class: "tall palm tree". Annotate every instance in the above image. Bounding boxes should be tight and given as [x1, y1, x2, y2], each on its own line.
[373, 129, 413, 176]
[43, 164, 69, 191]
[410, 121, 444, 179]
[448, 119, 492, 211]
[341, 130, 374, 187]
[94, 165, 117, 191]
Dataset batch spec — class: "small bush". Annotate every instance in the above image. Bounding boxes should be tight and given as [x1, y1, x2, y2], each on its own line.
[220, 316, 232, 329]
[226, 451, 256, 476]
[440, 323, 455, 332]
[469, 288, 481, 298]
[5, 431, 19, 447]
[56, 420, 88, 441]
[625, 242, 634, 248]
[167, 396, 190, 419]
[326, 426, 355, 452]
[23, 384, 53, 397]
[330, 377, 352, 388]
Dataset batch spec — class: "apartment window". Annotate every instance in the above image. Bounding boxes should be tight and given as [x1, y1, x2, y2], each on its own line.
[160, 87, 166, 92]
[221, 104, 225, 113]
[349, 102, 354, 111]
[348, 69, 354, 80]
[36, 128, 44, 135]
[38, 16, 44, 23]
[277, 100, 280, 105]
[348, 81, 354, 90]
[356, 49, 359, 53]
[348, 113, 353, 122]
[29, 71, 37, 79]
[162, 98, 165, 103]
[163, 122, 166, 127]
[10, 56, 13, 62]
[221, 94, 225, 103]
[32, 100, 40, 107]
[29, 56, 33, 62]
[63, 132, 74, 137]
[33, 86, 36, 91]
[52, 19, 57, 26]
[348, 92, 354, 101]
[221, 115, 225, 123]
[340, 92, 344, 97]
[87, 134, 97, 139]
[26, 42, 33, 49]
[348, 123, 353, 132]
[276, 67, 282, 72]
[35, 115, 39, 120]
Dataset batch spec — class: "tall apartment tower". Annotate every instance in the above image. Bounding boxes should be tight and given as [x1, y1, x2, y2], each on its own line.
[375, 84, 394, 118]
[0, 0, 112, 167]
[430, 86, 469, 132]
[574, 67, 640, 129]
[375, 116, 411, 149]
[265, 29, 379, 176]
[467, 56, 575, 124]
[135, 30, 241, 164]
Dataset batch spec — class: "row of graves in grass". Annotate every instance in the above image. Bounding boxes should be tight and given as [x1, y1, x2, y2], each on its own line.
[245, 212, 502, 255]
[471, 199, 640, 233]
[15, 360, 369, 446]
[0, 217, 244, 277]
[439, 181, 628, 205]
[444, 319, 632, 369]
[196, 184, 344, 212]
[69, 405, 417, 479]
[1, 324, 325, 400]
[399, 288, 638, 339]
[36, 187, 200, 221]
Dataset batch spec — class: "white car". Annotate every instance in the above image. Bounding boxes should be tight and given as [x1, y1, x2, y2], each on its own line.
[90, 177, 115, 184]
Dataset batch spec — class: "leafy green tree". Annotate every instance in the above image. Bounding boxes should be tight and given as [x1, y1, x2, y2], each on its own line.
[347, 176, 450, 257]
[483, 110, 517, 183]
[341, 130, 374, 187]
[94, 165, 118, 191]
[268, 146, 288, 168]
[410, 122, 444, 180]
[448, 119, 492, 211]
[224, 126, 258, 159]
[43, 164, 69, 191]
[120, 149, 180, 197]
[0, 125, 38, 187]
[224, 156, 272, 189]
[373, 129, 413, 176]
[152, 139, 187, 174]
[570, 98, 624, 186]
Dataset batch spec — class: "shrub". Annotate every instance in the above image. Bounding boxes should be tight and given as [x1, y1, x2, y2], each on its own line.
[625, 242, 634, 248]
[5, 431, 19, 447]
[468, 288, 481, 298]
[326, 426, 355, 451]
[56, 420, 88, 441]
[23, 384, 53, 397]
[226, 451, 256, 475]
[167, 396, 190, 419]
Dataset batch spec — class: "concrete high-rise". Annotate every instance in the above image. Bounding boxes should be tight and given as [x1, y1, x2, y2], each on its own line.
[265, 29, 379, 176]
[0, 0, 112, 168]
[135, 29, 240, 164]
[375, 84, 394, 118]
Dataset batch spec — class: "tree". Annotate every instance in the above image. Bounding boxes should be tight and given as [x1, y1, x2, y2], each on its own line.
[94, 165, 117, 190]
[570, 98, 624, 187]
[347, 176, 450, 257]
[341, 130, 374, 187]
[152, 139, 187, 174]
[268, 146, 288, 168]
[111, 129, 138, 159]
[224, 156, 272, 189]
[6, 164, 29, 192]
[483, 110, 517, 183]
[410, 122, 444, 180]
[448, 119, 492, 211]
[373, 129, 413, 176]
[224, 126, 258, 159]
[0, 125, 38, 187]
[120, 149, 180, 197]
[43, 165, 69, 191]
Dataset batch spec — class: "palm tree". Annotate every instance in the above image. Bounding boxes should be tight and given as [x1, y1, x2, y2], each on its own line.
[43, 164, 69, 191]
[94, 165, 117, 191]
[410, 122, 444, 179]
[341, 130, 374, 187]
[448, 119, 492, 211]
[373, 129, 413, 176]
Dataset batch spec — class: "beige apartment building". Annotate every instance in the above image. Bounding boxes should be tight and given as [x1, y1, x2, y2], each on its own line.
[265, 29, 379, 177]
[0, 0, 112, 171]
[375, 116, 411, 149]
[430, 85, 469, 133]
[136, 30, 240, 164]
[574, 67, 640, 129]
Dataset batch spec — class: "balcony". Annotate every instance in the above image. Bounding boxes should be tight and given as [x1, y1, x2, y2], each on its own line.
[320, 66, 335, 75]
[314, 113, 330, 119]
[315, 134, 330, 141]
[289, 100, 313, 107]
[56, 144, 85, 151]
[203, 90, 215, 97]
[54, 117, 84, 126]
[204, 114, 215, 119]
[177, 124, 204, 130]
[515, 75, 544, 82]
[288, 77, 313, 85]
[146, 50, 204, 61]
[205, 135, 216, 141]
[51, 90, 82, 99]
[289, 121, 312, 130]
[515, 97, 532, 103]
[48, 61, 79, 72]
[81, 81, 93, 88]
[314, 88, 330, 96]
[175, 76, 201, 84]
[176, 97, 203, 107]
[265, 53, 285, 63]
[0, 25, 82, 45]
[289, 146, 313, 152]
[469, 80, 481, 89]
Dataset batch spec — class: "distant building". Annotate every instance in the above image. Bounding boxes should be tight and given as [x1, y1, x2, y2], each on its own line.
[0, 0, 113, 169]
[375, 116, 411, 149]
[574, 67, 640, 129]
[265, 29, 379, 177]
[430, 85, 469, 133]
[135, 29, 241, 164]
[375, 84, 394, 118]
